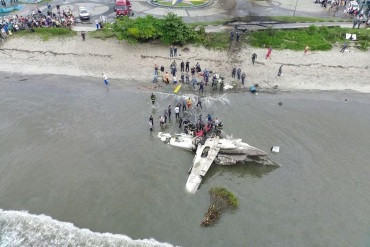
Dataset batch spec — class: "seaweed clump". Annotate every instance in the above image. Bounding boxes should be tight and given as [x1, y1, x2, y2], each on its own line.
[201, 187, 239, 227]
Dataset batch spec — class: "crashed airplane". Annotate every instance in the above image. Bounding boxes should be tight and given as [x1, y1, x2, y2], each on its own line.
[158, 132, 279, 193]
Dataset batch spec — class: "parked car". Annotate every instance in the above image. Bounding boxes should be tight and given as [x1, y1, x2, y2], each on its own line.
[79, 7, 90, 20]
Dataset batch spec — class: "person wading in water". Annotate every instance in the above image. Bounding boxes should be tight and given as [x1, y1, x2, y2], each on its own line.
[150, 93, 156, 105]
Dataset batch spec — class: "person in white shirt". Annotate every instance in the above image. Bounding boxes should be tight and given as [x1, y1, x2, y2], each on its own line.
[102, 73, 109, 89]
[174, 106, 180, 119]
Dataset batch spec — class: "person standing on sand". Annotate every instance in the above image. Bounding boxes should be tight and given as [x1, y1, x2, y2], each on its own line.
[154, 64, 159, 76]
[277, 65, 283, 76]
[174, 46, 177, 57]
[232, 67, 236, 78]
[170, 46, 173, 57]
[185, 61, 190, 72]
[241, 72, 246, 85]
[81, 31, 86, 41]
[191, 77, 197, 89]
[266, 47, 272, 59]
[164, 72, 170, 84]
[180, 61, 184, 72]
[237, 68, 241, 80]
[191, 66, 196, 77]
[173, 75, 177, 84]
[199, 81, 204, 94]
[252, 53, 257, 65]
[230, 31, 234, 42]
[102, 73, 109, 89]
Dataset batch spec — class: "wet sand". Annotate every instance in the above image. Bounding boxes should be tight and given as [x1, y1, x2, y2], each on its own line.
[0, 36, 369, 93]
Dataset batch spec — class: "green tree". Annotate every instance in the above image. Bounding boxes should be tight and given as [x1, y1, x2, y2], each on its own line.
[160, 12, 196, 45]
[113, 15, 161, 43]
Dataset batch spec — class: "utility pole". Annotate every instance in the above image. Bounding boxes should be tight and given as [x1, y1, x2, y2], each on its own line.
[293, 0, 299, 16]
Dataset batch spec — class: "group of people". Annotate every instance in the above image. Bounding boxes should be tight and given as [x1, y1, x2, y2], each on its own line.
[1, 0, 19, 7]
[149, 93, 223, 137]
[150, 45, 276, 93]
[153, 59, 216, 92]
[0, 4, 75, 38]
[230, 30, 242, 42]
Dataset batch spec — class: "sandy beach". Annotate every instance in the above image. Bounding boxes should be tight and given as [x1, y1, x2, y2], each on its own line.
[0, 36, 369, 93]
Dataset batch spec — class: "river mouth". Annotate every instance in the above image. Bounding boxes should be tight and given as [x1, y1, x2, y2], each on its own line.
[1, 73, 369, 247]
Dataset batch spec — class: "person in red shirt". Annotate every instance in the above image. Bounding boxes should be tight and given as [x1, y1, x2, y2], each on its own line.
[265, 46, 272, 59]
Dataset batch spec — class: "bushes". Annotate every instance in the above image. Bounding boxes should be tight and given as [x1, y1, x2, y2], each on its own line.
[246, 26, 369, 51]
[110, 13, 369, 51]
[247, 27, 334, 51]
[160, 13, 197, 44]
[112, 13, 196, 45]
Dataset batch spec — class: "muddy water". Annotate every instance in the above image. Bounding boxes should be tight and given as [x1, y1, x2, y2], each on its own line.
[0, 74, 369, 247]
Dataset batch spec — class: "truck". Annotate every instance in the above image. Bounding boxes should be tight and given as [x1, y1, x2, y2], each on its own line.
[114, 0, 133, 17]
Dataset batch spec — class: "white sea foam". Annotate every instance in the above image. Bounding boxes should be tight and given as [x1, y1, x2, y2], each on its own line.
[0, 209, 176, 247]
[203, 95, 230, 108]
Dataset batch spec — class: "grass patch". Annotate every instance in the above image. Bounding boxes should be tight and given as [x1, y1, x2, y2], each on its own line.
[195, 31, 229, 50]
[157, 1, 190, 6]
[210, 187, 239, 208]
[269, 16, 352, 23]
[156, 0, 208, 6]
[14, 27, 76, 41]
[89, 28, 116, 40]
[246, 26, 370, 51]
[190, 0, 206, 5]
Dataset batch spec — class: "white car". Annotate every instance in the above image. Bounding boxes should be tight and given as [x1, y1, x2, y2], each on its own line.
[79, 7, 90, 20]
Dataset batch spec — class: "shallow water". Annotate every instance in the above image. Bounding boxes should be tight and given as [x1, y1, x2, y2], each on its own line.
[0, 74, 370, 247]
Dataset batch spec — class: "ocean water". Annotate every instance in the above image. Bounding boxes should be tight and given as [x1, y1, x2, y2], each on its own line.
[0, 74, 370, 247]
[0, 209, 174, 247]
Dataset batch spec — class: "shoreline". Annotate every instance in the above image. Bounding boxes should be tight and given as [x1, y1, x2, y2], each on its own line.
[3, 71, 370, 103]
[1, 36, 369, 93]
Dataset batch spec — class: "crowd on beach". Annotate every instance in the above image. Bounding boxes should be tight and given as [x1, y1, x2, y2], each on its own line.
[314, 0, 370, 24]
[150, 45, 281, 95]
[152, 46, 258, 94]
[1, 0, 19, 7]
[0, 3, 75, 38]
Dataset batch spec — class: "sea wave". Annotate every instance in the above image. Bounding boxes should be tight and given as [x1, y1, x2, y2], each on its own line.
[0, 209, 175, 247]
